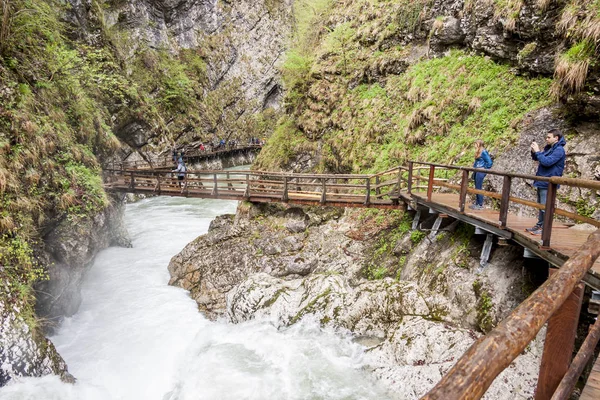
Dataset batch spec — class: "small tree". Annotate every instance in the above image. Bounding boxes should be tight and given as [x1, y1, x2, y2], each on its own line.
[325, 22, 355, 75]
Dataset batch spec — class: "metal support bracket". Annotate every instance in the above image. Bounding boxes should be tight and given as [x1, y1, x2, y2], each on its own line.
[478, 234, 494, 272]
[429, 216, 444, 241]
[412, 210, 422, 230]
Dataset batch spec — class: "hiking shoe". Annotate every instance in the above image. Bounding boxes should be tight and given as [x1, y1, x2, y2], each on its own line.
[529, 227, 543, 235]
[469, 204, 483, 210]
[525, 225, 541, 233]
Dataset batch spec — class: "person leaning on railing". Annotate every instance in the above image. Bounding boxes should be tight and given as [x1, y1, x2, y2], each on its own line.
[526, 129, 567, 235]
[469, 139, 493, 210]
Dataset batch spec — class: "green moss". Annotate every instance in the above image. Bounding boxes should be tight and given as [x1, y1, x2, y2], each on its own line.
[473, 279, 494, 333]
[290, 287, 332, 324]
[410, 230, 426, 244]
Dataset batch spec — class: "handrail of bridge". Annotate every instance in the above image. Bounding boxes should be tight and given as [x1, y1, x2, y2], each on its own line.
[407, 161, 600, 248]
[118, 144, 263, 170]
[103, 163, 600, 398]
[421, 229, 600, 400]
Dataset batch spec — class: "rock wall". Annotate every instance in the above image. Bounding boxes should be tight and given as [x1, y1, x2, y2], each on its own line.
[0, 196, 130, 386]
[0, 280, 73, 386]
[168, 203, 544, 398]
[34, 196, 131, 329]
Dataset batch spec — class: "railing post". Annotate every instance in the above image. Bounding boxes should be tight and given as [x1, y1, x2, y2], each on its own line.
[182, 172, 188, 196]
[542, 182, 557, 248]
[427, 165, 435, 202]
[535, 274, 584, 400]
[156, 174, 161, 194]
[283, 176, 289, 202]
[499, 176, 512, 227]
[397, 167, 402, 195]
[130, 171, 135, 190]
[321, 178, 326, 204]
[459, 170, 469, 212]
[375, 175, 380, 197]
[227, 172, 233, 190]
[364, 178, 371, 205]
[244, 174, 250, 198]
[212, 173, 218, 196]
[407, 161, 413, 194]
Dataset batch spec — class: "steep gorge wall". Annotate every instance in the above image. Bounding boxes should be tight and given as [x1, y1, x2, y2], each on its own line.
[0, 0, 291, 385]
[256, 0, 600, 217]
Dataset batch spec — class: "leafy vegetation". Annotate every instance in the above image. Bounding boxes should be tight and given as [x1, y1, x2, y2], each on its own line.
[257, 0, 552, 174]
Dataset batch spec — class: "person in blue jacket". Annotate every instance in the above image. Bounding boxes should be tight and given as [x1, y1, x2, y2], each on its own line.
[470, 139, 493, 210]
[526, 129, 566, 235]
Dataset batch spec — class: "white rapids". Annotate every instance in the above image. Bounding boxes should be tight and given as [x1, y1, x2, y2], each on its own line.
[0, 195, 392, 400]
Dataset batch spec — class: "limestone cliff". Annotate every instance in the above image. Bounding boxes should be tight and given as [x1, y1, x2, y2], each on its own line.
[1, 0, 290, 385]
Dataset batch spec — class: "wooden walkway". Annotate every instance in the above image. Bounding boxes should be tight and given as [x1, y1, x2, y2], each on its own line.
[103, 161, 600, 399]
[119, 144, 262, 170]
[581, 353, 600, 400]
[409, 191, 600, 288]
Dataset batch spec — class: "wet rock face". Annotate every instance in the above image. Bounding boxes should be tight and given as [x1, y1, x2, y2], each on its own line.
[0, 281, 74, 387]
[428, 0, 561, 75]
[34, 198, 131, 331]
[169, 204, 542, 397]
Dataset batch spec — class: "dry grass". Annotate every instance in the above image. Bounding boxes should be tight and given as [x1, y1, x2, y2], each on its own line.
[431, 17, 444, 35]
[58, 191, 79, 210]
[0, 214, 16, 233]
[408, 108, 426, 130]
[551, 55, 590, 99]
[536, 0, 552, 12]
[557, 5, 579, 34]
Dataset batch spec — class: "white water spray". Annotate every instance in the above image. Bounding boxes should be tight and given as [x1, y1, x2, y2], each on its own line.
[1, 196, 391, 400]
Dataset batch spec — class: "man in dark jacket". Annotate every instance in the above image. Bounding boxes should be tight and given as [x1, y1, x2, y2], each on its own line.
[526, 129, 566, 235]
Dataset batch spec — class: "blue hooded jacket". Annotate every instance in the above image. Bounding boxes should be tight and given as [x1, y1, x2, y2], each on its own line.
[531, 136, 566, 188]
[473, 149, 493, 170]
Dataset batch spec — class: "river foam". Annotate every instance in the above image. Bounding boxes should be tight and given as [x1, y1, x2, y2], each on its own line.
[1, 196, 390, 400]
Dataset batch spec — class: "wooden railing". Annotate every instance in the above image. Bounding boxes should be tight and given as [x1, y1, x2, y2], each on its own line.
[103, 168, 405, 207]
[104, 162, 600, 399]
[407, 161, 600, 248]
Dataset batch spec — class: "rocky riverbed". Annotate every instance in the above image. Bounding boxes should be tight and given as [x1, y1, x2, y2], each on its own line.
[169, 202, 545, 398]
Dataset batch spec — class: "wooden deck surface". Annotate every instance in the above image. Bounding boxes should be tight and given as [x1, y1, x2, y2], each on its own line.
[409, 191, 600, 279]
[580, 354, 600, 400]
[105, 174, 600, 285]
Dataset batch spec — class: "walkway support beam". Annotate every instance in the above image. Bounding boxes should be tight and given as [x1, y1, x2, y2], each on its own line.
[421, 230, 600, 400]
[459, 170, 469, 212]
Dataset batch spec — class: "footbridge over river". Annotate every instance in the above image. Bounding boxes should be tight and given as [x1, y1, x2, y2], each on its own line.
[104, 161, 600, 400]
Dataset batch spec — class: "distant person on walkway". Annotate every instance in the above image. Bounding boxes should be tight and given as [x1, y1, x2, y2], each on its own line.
[526, 129, 567, 235]
[199, 143, 205, 152]
[470, 139, 493, 210]
[172, 159, 186, 188]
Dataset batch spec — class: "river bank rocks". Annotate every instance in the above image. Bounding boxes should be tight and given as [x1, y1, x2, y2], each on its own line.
[34, 196, 132, 330]
[169, 202, 544, 398]
[0, 280, 73, 387]
[0, 197, 130, 386]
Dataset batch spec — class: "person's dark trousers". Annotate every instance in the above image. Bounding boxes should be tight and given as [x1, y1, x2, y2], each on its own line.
[474, 172, 486, 206]
[537, 187, 548, 227]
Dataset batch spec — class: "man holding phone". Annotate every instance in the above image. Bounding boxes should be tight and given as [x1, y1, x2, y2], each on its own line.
[526, 129, 567, 235]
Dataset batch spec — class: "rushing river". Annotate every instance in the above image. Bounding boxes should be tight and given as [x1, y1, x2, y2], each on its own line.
[1, 195, 391, 400]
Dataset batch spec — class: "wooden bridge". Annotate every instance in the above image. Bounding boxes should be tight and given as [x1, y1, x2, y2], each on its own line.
[104, 161, 600, 400]
[119, 144, 262, 170]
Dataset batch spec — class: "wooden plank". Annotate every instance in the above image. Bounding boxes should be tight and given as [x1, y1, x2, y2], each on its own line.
[535, 275, 584, 400]
[580, 355, 600, 400]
